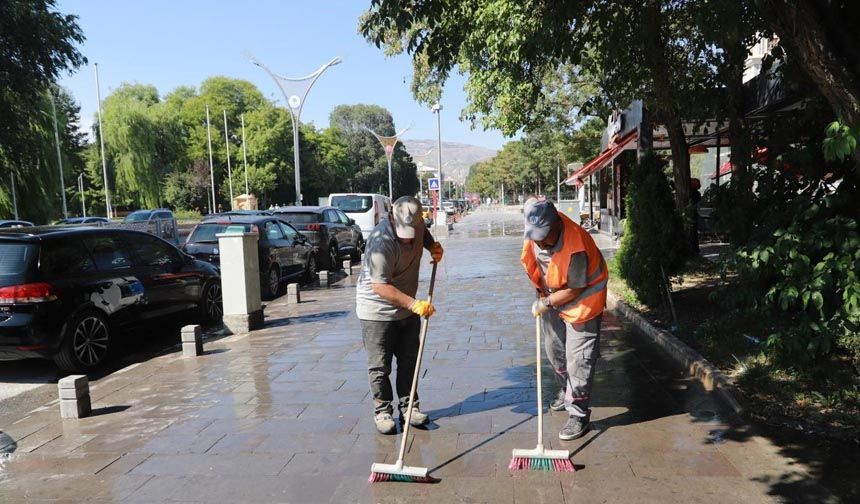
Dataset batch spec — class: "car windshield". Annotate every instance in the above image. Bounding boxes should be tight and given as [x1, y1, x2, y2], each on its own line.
[0, 242, 36, 287]
[189, 223, 255, 243]
[330, 195, 372, 213]
[278, 212, 319, 224]
[123, 211, 152, 222]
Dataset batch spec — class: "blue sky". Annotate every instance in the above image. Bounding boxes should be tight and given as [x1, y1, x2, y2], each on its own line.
[56, 0, 510, 150]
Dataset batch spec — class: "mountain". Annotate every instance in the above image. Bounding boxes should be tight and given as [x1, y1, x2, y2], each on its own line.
[401, 139, 497, 183]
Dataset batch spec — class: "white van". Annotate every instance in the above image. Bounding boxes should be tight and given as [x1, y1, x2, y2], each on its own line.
[328, 193, 391, 240]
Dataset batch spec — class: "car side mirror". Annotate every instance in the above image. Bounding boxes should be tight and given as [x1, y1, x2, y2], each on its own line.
[349, 218, 356, 225]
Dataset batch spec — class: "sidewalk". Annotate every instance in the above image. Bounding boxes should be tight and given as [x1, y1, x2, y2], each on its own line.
[0, 211, 829, 503]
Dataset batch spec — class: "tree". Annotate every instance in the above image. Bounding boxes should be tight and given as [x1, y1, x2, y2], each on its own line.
[0, 0, 85, 221]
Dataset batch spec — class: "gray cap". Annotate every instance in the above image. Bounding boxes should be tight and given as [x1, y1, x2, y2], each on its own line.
[392, 196, 424, 239]
[523, 199, 559, 241]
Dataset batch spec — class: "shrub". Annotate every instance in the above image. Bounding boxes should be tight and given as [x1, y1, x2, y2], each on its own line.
[615, 154, 689, 307]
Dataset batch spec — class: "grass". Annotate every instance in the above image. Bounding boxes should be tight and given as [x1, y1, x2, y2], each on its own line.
[609, 253, 860, 439]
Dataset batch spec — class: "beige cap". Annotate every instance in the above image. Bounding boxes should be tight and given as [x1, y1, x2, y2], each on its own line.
[392, 196, 423, 239]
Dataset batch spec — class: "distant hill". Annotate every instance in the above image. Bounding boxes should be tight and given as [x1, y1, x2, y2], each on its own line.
[402, 139, 497, 183]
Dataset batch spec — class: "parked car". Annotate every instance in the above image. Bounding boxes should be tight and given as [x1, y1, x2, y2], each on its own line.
[328, 193, 390, 241]
[0, 227, 221, 372]
[441, 200, 457, 216]
[182, 215, 316, 299]
[0, 220, 34, 228]
[202, 210, 273, 221]
[122, 209, 178, 245]
[56, 217, 110, 225]
[273, 206, 363, 269]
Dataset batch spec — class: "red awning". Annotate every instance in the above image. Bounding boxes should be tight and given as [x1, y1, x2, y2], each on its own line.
[563, 130, 638, 185]
[709, 160, 734, 179]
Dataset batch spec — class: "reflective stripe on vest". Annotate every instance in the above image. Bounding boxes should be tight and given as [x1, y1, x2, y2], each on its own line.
[520, 214, 608, 323]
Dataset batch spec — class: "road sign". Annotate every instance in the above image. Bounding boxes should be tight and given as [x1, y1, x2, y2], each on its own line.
[428, 178, 440, 191]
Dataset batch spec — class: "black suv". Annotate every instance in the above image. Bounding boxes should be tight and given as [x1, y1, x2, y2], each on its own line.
[273, 206, 363, 270]
[183, 215, 317, 299]
[0, 228, 222, 372]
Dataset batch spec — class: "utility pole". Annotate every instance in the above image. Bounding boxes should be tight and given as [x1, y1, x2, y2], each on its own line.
[94, 63, 112, 218]
[78, 173, 86, 217]
[49, 88, 68, 218]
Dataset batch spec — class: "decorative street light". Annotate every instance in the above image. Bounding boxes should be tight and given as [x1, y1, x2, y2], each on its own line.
[241, 114, 250, 197]
[205, 105, 216, 214]
[78, 173, 86, 218]
[366, 126, 410, 200]
[223, 110, 234, 208]
[250, 54, 341, 206]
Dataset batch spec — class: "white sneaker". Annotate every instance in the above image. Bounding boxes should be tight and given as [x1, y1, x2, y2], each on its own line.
[401, 407, 429, 426]
[374, 412, 396, 434]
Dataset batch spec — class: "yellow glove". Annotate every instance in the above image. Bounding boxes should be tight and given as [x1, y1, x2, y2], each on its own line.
[409, 299, 436, 318]
[429, 241, 444, 263]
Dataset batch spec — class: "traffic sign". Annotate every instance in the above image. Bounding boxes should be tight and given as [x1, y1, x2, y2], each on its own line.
[428, 178, 440, 191]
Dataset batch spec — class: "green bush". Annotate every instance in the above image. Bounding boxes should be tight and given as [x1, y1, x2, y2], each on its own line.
[718, 177, 860, 369]
[615, 154, 689, 307]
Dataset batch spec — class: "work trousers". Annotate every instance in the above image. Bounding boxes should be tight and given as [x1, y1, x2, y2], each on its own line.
[361, 315, 422, 415]
[539, 311, 602, 418]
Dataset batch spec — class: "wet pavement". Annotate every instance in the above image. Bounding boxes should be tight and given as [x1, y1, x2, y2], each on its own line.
[0, 208, 838, 503]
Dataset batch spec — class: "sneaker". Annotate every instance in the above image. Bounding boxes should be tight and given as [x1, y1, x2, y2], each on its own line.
[400, 407, 429, 427]
[558, 415, 590, 441]
[549, 390, 566, 411]
[374, 412, 396, 434]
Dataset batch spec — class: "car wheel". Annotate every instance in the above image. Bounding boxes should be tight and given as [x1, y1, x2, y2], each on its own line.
[262, 265, 281, 300]
[198, 280, 223, 324]
[54, 311, 111, 372]
[327, 242, 339, 270]
[351, 238, 364, 261]
[303, 253, 318, 284]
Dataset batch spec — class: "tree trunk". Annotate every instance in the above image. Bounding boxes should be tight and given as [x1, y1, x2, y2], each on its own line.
[761, 0, 860, 126]
[665, 114, 698, 254]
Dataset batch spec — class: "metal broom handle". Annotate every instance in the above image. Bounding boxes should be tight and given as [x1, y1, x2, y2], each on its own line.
[396, 261, 438, 464]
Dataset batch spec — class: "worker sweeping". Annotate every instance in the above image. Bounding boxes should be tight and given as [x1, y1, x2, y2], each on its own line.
[356, 196, 444, 435]
[520, 197, 608, 441]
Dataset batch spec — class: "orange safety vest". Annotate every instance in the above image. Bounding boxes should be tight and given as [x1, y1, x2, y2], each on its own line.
[521, 213, 608, 324]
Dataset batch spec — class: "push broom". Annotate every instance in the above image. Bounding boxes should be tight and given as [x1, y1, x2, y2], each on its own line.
[368, 261, 438, 483]
[509, 315, 575, 472]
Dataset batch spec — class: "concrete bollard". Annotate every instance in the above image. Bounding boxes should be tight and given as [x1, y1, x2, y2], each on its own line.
[58, 375, 91, 419]
[181, 324, 203, 357]
[286, 283, 301, 304]
[217, 231, 264, 334]
[319, 270, 330, 287]
[343, 260, 353, 275]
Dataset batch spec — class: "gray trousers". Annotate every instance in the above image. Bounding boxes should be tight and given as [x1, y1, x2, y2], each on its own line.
[540, 311, 602, 418]
[361, 315, 421, 415]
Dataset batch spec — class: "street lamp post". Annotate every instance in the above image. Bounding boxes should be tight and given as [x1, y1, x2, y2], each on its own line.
[367, 126, 410, 200]
[205, 105, 215, 214]
[241, 114, 250, 197]
[78, 173, 86, 218]
[251, 55, 341, 206]
[94, 63, 112, 219]
[431, 104, 444, 200]
[223, 110, 234, 208]
[49, 88, 68, 219]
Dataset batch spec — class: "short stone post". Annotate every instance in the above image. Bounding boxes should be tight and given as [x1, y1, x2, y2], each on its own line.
[286, 283, 300, 304]
[58, 375, 91, 419]
[217, 231, 264, 334]
[319, 270, 331, 287]
[181, 324, 203, 357]
[343, 260, 353, 275]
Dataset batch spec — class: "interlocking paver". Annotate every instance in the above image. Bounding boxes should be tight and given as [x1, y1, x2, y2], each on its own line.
[0, 210, 836, 502]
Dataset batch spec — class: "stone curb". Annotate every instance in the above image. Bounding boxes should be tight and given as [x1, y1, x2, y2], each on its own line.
[607, 291, 744, 414]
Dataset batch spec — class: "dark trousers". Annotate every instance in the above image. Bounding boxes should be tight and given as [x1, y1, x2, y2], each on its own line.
[361, 315, 421, 415]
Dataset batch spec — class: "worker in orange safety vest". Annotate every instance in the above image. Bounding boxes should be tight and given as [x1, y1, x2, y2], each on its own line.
[520, 197, 608, 440]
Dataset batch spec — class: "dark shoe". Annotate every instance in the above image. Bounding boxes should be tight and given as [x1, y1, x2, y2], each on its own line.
[549, 390, 566, 411]
[374, 412, 396, 434]
[558, 415, 590, 441]
[400, 407, 429, 427]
